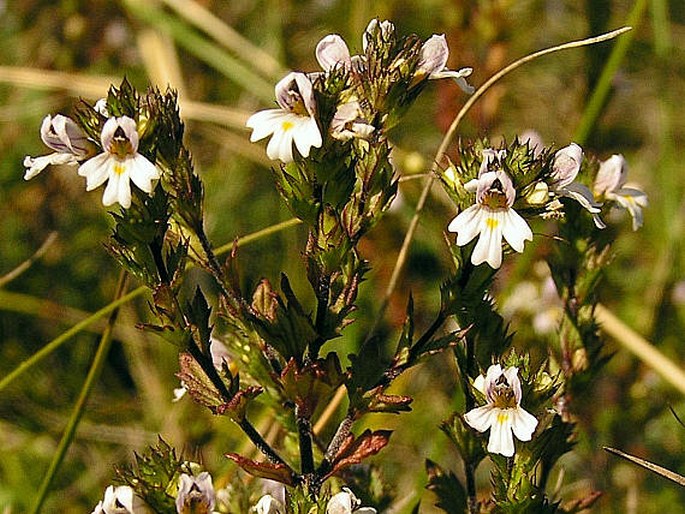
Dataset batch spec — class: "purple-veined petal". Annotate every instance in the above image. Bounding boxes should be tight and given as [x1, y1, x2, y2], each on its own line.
[316, 34, 352, 71]
[417, 34, 449, 76]
[552, 143, 583, 188]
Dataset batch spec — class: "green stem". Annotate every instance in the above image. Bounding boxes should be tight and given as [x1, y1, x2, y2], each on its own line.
[0, 286, 145, 393]
[370, 26, 632, 335]
[0, 218, 302, 392]
[573, 0, 648, 145]
[30, 271, 129, 514]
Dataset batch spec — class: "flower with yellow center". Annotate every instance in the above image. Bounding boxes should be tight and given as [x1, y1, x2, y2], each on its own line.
[464, 364, 538, 457]
[78, 116, 159, 209]
[246, 72, 322, 163]
[447, 154, 532, 268]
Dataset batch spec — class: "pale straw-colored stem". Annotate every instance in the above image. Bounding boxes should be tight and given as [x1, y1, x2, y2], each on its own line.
[372, 26, 632, 331]
[595, 304, 685, 396]
[0, 231, 57, 289]
[160, 0, 286, 80]
[0, 66, 250, 130]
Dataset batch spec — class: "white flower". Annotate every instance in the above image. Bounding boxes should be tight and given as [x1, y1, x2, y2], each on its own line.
[175, 472, 215, 514]
[77, 116, 159, 208]
[91, 485, 139, 514]
[416, 34, 473, 93]
[23, 114, 90, 180]
[550, 143, 604, 226]
[254, 494, 284, 514]
[246, 72, 322, 163]
[594, 154, 648, 231]
[447, 160, 532, 268]
[330, 100, 375, 141]
[464, 364, 538, 457]
[326, 488, 376, 514]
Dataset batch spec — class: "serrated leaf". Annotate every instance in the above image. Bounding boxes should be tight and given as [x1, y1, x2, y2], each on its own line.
[225, 453, 296, 486]
[326, 429, 392, 478]
[425, 459, 467, 514]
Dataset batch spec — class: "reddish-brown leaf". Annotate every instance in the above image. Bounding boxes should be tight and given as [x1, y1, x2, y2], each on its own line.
[225, 453, 296, 486]
[327, 429, 392, 477]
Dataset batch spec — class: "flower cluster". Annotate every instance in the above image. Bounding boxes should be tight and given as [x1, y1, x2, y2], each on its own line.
[24, 107, 159, 209]
[445, 140, 648, 269]
[246, 19, 472, 163]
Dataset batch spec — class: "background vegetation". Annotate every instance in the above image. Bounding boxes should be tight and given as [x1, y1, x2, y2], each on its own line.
[1, 0, 684, 512]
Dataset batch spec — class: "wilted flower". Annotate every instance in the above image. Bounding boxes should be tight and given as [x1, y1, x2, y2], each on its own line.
[77, 116, 159, 208]
[447, 153, 532, 268]
[550, 143, 603, 224]
[175, 472, 215, 514]
[23, 114, 90, 180]
[330, 100, 375, 141]
[326, 488, 376, 514]
[246, 72, 322, 163]
[464, 364, 538, 457]
[594, 154, 648, 230]
[415, 34, 473, 93]
[253, 494, 284, 514]
[91, 485, 140, 514]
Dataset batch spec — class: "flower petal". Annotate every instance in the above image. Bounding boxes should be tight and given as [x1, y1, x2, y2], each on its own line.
[78, 153, 112, 191]
[316, 34, 352, 71]
[464, 405, 496, 433]
[102, 166, 131, 208]
[447, 204, 482, 246]
[501, 209, 533, 253]
[128, 154, 160, 193]
[510, 407, 538, 442]
[487, 410, 515, 457]
[472, 210, 503, 268]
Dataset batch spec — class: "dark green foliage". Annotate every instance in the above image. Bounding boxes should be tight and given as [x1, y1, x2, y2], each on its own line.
[114, 438, 182, 513]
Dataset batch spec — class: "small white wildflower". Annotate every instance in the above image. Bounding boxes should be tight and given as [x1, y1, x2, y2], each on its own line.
[464, 364, 538, 457]
[330, 100, 375, 141]
[551, 143, 604, 226]
[23, 114, 90, 180]
[326, 488, 376, 514]
[91, 485, 139, 514]
[175, 472, 215, 514]
[416, 34, 473, 93]
[253, 494, 284, 514]
[594, 154, 648, 231]
[94, 98, 110, 117]
[77, 116, 159, 208]
[246, 72, 323, 163]
[447, 158, 532, 269]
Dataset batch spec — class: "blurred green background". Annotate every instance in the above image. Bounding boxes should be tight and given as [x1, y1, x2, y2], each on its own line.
[1, 0, 685, 512]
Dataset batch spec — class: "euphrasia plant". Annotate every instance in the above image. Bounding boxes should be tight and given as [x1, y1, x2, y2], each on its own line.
[22, 18, 644, 514]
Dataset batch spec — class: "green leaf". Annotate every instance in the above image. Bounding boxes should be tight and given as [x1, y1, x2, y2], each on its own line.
[425, 459, 467, 514]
